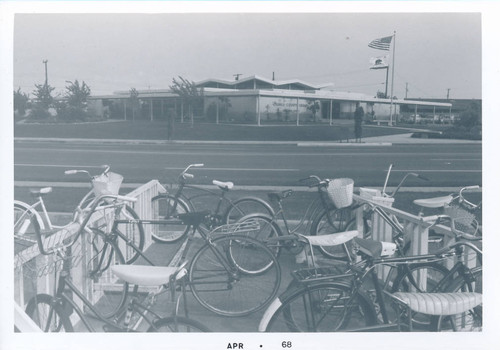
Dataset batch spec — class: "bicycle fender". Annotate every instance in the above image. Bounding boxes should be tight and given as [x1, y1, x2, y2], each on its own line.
[15, 200, 46, 231]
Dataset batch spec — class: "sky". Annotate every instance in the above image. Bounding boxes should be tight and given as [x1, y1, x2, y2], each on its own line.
[13, 12, 482, 100]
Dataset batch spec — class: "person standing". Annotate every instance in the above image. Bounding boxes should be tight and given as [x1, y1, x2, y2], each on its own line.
[354, 103, 364, 143]
[166, 108, 175, 141]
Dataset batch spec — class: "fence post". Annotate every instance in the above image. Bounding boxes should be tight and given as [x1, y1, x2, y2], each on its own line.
[358, 189, 394, 281]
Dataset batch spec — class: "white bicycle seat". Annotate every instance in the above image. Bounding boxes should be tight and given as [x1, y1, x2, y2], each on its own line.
[299, 230, 359, 247]
[413, 195, 453, 209]
[391, 292, 482, 316]
[213, 180, 234, 190]
[111, 265, 186, 286]
[30, 187, 53, 196]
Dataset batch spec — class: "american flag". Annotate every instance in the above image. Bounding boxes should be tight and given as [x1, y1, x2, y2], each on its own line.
[368, 36, 393, 51]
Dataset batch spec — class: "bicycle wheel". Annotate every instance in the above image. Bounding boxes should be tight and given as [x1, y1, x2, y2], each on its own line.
[86, 228, 129, 319]
[114, 205, 144, 264]
[151, 194, 191, 243]
[147, 316, 211, 332]
[235, 213, 283, 259]
[310, 207, 357, 260]
[25, 294, 74, 332]
[224, 197, 274, 224]
[189, 235, 281, 317]
[391, 262, 450, 328]
[432, 267, 482, 332]
[90, 202, 144, 264]
[263, 282, 376, 332]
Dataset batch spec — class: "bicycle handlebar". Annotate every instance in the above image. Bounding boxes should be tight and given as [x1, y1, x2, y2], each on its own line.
[179, 164, 204, 181]
[458, 185, 481, 209]
[64, 165, 111, 179]
[299, 175, 329, 188]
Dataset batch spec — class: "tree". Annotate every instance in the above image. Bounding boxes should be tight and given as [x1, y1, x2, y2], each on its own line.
[457, 101, 481, 128]
[65, 80, 91, 109]
[129, 87, 140, 121]
[33, 83, 55, 109]
[14, 88, 29, 117]
[306, 100, 320, 122]
[169, 76, 203, 125]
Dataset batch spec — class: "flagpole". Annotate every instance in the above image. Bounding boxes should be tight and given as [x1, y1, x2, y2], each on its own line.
[389, 31, 396, 126]
[384, 66, 389, 98]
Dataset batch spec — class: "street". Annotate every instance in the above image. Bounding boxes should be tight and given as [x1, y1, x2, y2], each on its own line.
[14, 141, 482, 187]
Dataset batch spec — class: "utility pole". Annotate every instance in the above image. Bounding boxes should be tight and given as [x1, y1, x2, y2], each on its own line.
[405, 83, 409, 99]
[42, 59, 48, 86]
[446, 88, 451, 100]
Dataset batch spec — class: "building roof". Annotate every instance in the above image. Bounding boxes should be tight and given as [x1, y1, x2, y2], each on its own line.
[195, 75, 333, 90]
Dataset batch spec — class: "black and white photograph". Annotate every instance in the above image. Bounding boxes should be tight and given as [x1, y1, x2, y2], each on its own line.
[2, 1, 499, 349]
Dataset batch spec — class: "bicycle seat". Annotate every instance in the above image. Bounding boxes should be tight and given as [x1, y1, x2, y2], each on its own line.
[299, 230, 359, 247]
[267, 190, 293, 202]
[30, 187, 53, 197]
[111, 265, 187, 287]
[213, 180, 234, 191]
[354, 238, 397, 259]
[413, 195, 453, 209]
[177, 211, 210, 226]
[390, 292, 482, 316]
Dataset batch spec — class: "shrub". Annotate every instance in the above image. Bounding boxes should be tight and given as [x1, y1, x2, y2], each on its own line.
[57, 105, 93, 122]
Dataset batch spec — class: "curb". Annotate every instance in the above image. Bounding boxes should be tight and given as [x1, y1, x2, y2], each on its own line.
[14, 137, 392, 147]
[14, 181, 477, 194]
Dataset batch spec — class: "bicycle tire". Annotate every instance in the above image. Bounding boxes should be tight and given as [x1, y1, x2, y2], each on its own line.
[189, 235, 281, 317]
[151, 194, 191, 243]
[224, 197, 274, 224]
[25, 293, 74, 332]
[390, 262, 450, 328]
[263, 282, 377, 332]
[90, 202, 145, 264]
[86, 228, 129, 319]
[310, 207, 357, 260]
[432, 266, 482, 332]
[235, 213, 283, 260]
[147, 316, 211, 332]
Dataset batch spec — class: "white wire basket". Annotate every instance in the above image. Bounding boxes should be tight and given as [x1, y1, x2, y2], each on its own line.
[445, 205, 479, 236]
[92, 172, 123, 197]
[14, 223, 83, 278]
[326, 178, 354, 208]
[209, 219, 261, 236]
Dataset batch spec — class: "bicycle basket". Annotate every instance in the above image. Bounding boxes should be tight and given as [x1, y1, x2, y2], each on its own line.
[326, 178, 354, 208]
[445, 204, 478, 235]
[208, 219, 261, 236]
[14, 223, 83, 278]
[92, 172, 123, 197]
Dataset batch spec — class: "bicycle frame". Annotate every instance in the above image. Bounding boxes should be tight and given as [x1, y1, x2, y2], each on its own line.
[112, 216, 246, 278]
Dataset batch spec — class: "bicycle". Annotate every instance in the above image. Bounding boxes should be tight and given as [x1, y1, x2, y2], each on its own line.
[311, 164, 431, 260]
[413, 185, 482, 237]
[258, 216, 482, 332]
[89, 209, 282, 317]
[149, 163, 275, 243]
[233, 175, 355, 258]
[14, 165, 145, 264]
[19, 199, 210, 332]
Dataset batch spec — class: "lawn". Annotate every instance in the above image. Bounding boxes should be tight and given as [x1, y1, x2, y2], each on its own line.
[14, 120, 411, 142]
